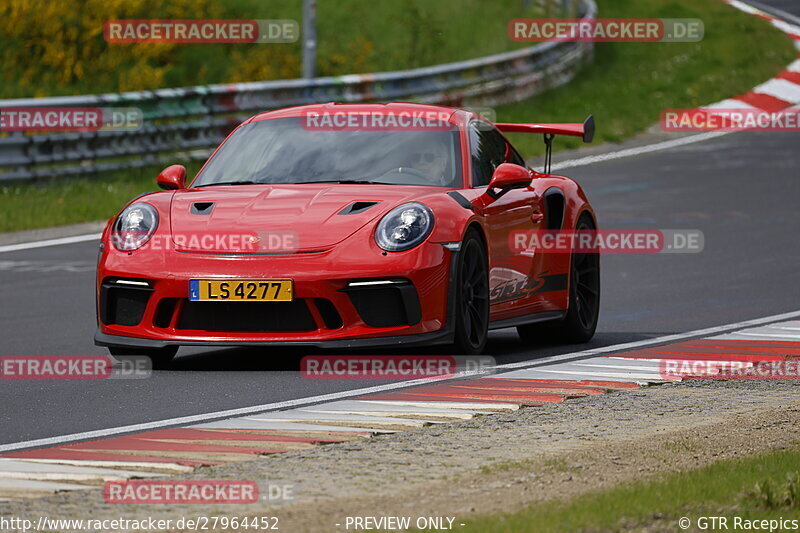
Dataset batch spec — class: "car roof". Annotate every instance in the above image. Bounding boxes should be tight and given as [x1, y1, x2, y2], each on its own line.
[246, 102, 465, 126]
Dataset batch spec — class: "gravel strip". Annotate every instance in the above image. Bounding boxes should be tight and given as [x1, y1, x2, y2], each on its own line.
[1, 380, 798, 532]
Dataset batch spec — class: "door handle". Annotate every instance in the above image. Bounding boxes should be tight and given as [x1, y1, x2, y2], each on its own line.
[531, 212, 544, 223]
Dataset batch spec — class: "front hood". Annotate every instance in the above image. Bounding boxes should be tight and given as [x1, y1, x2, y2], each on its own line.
[169, 184, 433, 253]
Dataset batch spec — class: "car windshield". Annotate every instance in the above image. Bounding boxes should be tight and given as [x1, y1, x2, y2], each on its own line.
[192, 116, 462, 188]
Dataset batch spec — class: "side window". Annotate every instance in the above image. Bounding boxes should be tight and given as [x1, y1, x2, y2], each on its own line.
[469, 121, 507, 187]
[505, 140, 527, 167]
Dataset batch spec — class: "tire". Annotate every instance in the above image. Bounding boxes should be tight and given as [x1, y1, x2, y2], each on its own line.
[517, 213, 600, 344]
[108, 346, 178, 369]
[453, 230, 490, 354]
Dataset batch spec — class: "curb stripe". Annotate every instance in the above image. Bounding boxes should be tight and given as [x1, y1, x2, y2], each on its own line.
[4, 316, 799, 497]
[2, 449, 219, 466]
[733, 91, 793, 110]
[752, 78, 800, 102]
[778, 71, 800, 84]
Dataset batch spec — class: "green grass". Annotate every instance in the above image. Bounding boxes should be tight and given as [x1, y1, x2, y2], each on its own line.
[496, 0, 798, 156]
[154, 0, 563, 90]
[456, 448, 800, 533]
[0, 0, 553, 98]
[0, 162, 202, 233]
[1, 0, 796, 232]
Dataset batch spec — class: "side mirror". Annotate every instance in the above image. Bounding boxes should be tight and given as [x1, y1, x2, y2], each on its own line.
[488, 163, 531, 191]
[157, 165, 187, 190]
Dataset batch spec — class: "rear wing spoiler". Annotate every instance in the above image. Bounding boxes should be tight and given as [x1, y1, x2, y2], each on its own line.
[495, 115, 595, 143]
[495, 115, 595, 173]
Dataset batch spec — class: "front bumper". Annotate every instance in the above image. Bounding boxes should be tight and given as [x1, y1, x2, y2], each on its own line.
[96, 238, 457, 349]
[94, 327, 454, 350]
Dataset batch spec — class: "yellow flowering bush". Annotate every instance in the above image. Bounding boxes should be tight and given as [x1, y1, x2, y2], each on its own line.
[0, 0, 225, 96]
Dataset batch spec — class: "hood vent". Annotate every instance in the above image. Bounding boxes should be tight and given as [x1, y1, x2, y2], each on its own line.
[191, 202, 215, 215]
[337, 201, 379, 215]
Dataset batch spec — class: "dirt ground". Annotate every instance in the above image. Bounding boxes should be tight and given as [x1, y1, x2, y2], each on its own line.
[2, 380, 799, 532]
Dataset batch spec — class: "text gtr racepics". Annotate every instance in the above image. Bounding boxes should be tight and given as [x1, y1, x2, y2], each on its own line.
[95, 103, 600, 365]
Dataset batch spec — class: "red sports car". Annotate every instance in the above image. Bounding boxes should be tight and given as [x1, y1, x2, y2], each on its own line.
[95, 103, 599, 365]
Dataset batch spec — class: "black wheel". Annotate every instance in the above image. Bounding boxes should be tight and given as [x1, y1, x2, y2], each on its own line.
[108, 346, 178, 369]
[517, 213, 600, 344]
[453, 230, 489, 354]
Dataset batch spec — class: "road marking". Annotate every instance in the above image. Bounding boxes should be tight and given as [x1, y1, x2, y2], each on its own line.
[5, 458, 193, 473]
[359, 400, 519, 412]
[0, 478, 93, 495]
[2, 309, 800, 454]
[530, 369, 666, 381]
[720, 331, 800, 340]
[703, 98, 759, 110]
[727, 0, 762, 15]
[496, 309, 800, 370]
[0, 233, 100, 254]
[552, 0, 800, 172]
[3, 4, 798, 256]
[0, 459, 160, 482]
[770, 19, 800, 36]
[753, 78, 800, 103]
[550, 132, 729, 171]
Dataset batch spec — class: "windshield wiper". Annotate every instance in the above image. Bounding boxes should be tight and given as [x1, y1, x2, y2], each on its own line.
[197, 179, 394, 187]
[299, 179, 387, 185]
[196, 180, 260, 187]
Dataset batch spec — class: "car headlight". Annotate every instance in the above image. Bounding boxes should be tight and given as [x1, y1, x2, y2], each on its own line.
[112, 203, 159, 251]
[375, 202, 434, 252]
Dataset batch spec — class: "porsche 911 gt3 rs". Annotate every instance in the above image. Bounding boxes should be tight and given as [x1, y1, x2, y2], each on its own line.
[95, 102, 600, 365]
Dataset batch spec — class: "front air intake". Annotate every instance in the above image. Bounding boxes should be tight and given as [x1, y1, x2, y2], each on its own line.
[342, 279, 421, 327]
[99, 278, 153, 326]
[177, 300, 317, 332]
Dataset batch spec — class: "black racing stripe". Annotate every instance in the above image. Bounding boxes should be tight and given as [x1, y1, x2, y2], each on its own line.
[447, 191, 474, 210]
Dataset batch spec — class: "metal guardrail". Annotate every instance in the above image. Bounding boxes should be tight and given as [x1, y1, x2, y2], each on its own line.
[0, 0, 596, 183]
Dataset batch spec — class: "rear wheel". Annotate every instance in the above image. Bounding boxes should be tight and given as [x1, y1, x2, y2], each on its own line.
[108, 346, 178, 369]
[453, 230, 489, 354]
[517, 213, 600, 344]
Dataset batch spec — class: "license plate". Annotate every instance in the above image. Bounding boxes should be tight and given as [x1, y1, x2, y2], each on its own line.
[189, 279, 293, 302]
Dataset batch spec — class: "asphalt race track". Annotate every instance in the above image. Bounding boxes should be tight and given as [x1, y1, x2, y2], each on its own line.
[0, 0, 798, 448]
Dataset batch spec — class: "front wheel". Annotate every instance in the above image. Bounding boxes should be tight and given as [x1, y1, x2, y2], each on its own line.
[108, 346, 178, 369]
[453, 230, 489, 354]
[517, 213, 600, 344]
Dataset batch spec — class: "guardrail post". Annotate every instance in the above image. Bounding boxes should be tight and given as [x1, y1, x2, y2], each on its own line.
[0, 0, 594, 182]
[302, 0, 317, 79]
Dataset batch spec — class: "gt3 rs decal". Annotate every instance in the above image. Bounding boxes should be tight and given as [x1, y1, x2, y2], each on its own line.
[488, 267, 567, 304]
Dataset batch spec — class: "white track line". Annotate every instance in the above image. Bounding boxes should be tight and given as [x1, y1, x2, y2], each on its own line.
[3, 4, 798, 255]
[1, 134, 722, 254]
[551, 132, 729, 171]
[0, 234, 100, 254]
[703, 99, 759, 110]
[551, 0, 800, 171]
[2, 0, 798, 451]
[2, 309, 800, 454]
[496, 311, 800, 370]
